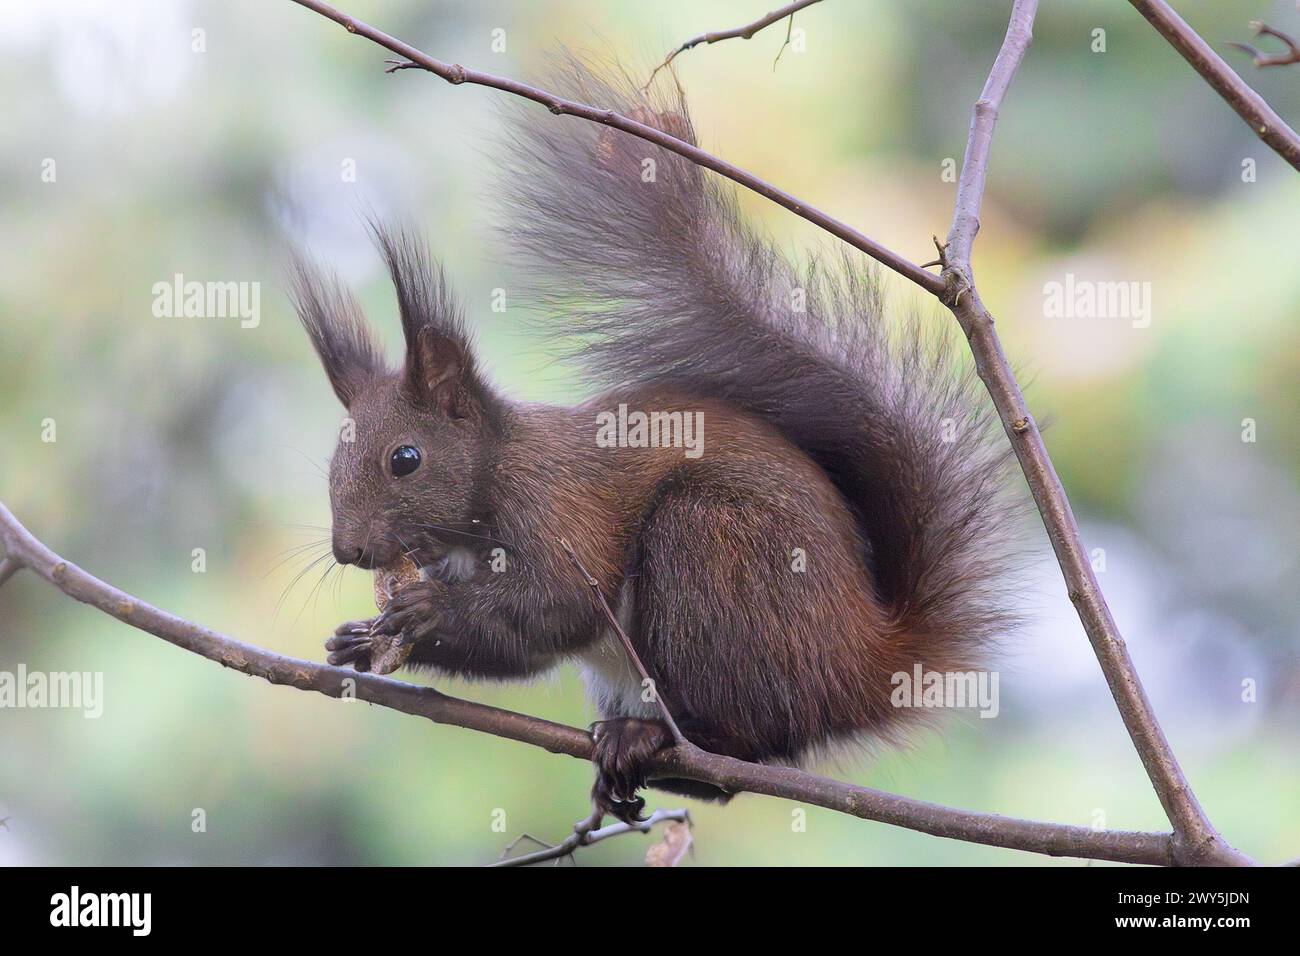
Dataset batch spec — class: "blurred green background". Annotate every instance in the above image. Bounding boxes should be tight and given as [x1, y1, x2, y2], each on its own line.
[1, 0, 1297, 866]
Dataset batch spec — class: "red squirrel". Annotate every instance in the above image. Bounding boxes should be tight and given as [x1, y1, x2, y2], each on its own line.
[292, 63, 1021, 822]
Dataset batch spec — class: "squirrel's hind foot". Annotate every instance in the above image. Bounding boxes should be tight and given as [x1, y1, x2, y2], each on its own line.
[590, 717, 674, 824]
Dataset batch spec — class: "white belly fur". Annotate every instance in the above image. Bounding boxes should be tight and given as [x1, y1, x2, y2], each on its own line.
[575, 582, 658, 719]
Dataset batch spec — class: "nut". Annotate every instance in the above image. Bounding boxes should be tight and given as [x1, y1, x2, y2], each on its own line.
[368, 555, 422, 674]
[374, 554, 422, 610]
[366, 631, 412, 676]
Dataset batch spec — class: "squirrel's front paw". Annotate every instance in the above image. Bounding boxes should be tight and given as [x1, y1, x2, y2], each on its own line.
[326, 582, 444, 675]
[325, 618, 415, 676]
[370, 580, 443, 647]
[325, 620, 377, 671]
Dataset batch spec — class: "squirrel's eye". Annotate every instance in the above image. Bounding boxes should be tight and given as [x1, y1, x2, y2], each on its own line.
[390, 445, 421, 477]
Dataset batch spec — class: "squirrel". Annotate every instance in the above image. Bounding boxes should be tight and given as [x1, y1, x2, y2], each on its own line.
[291, 61, 1021, 823]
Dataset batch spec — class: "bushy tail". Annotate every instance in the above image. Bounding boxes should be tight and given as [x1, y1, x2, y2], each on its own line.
[497, 58, 1022, 660]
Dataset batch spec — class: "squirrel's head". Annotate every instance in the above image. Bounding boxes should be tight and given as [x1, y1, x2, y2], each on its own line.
[291, 225, 502, 571]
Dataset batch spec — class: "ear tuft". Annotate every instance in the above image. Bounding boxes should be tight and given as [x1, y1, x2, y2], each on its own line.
[368, 221, 486, 417]
[288, 254, 386, 408]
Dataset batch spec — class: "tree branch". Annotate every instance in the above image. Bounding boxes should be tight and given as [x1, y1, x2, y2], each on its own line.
[937, 0, 1250, 867]
[645, 0, 824, 87]
[0, 502, 592, 758]
[1129, 0, 1300, 170]
[286, 0, 942, 296]
[0, 499, 1189, 865]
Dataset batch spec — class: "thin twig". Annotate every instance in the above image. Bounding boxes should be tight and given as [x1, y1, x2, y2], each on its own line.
[1228, 20, 1300, 69]
[0, 556, 20, 589]
[943, 1, 1036, 284]
[495, 831, 555, 861]
[1129, 0, 1300, 169]
[644, 0, 822, 88]
[383, 58, 422, 74]
[286, 0, 941, 296]
[558, 537, 685, 745]
[642, 0, 816, 89]
[772, 10, 798, 70]
[493, 807, 690, 867]
[941, 0, 1248, 867]
[0, 498, 1194, 865]
[494, 806, 602, 867]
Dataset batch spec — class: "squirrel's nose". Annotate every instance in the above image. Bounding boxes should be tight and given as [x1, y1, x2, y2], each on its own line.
[333, 538, 395, 569]
[332, 539, 364, 566]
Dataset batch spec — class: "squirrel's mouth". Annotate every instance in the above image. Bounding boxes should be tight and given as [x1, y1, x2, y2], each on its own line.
[405, 545, 483, 584]
[356, 517, 496, 578]
[399, 545, 438, 573]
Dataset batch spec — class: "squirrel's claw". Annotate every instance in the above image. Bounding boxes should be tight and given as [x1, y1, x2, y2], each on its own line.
[325, 623, 376, 670]
[590, 718, 674, 824]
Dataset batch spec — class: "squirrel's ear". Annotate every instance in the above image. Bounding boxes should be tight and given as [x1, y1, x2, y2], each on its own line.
[289, 255, 384, 408]
[406, 325, 477, 417]
[370, 222, 483, 418]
